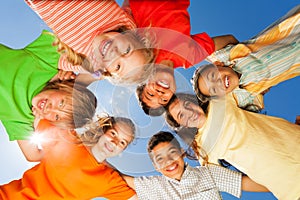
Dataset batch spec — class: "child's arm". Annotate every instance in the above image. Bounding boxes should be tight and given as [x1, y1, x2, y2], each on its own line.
[17, 140, 44, 162]
[212, 34, 239, 51]
[121, 174, 136, 190]
[295, 115, 300, 125]
[241, 175, 269, 192]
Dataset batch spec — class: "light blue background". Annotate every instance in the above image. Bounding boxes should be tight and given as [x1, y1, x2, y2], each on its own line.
[0, 1, 299, 200]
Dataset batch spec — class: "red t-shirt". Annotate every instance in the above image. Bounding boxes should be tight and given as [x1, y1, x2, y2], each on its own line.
[126, 0, 215, 68]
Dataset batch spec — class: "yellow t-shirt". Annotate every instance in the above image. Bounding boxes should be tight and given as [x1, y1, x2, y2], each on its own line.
[196, 93, 300, 200]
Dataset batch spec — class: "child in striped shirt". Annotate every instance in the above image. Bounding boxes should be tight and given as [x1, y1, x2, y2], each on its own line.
[192, 6, 300, 112]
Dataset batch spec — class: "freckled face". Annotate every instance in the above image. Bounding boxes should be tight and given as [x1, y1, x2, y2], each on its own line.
[96, 121, 134, 158]
[141, 65, 176, 108]
[91, 31, 147, 79]
[168, 99, 206, 129]
[197, 66, 239, 97]
[31, 90, 70, 122]
[152, 142, 185, 181]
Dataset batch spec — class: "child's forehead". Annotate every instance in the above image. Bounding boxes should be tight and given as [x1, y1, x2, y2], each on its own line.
[151, 141, 180, 155]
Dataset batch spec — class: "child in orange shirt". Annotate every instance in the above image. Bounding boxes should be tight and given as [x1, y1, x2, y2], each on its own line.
[0, 117, 137, 200]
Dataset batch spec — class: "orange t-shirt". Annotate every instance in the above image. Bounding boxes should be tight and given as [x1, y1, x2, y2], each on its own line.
[0, 120, 135, 200]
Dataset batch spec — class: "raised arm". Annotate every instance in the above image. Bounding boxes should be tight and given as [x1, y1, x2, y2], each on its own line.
[212, 34, 239, 51]
[121, 174, 136, 190]
[241, 175, 269, 192]
[17, 140, 44, 162]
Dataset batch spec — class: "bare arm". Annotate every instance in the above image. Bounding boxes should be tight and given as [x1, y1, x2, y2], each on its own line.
[241, 175, 269, 192]
[17, 140, 44, 162]
[128, 194, 138, 200]
[295, 115, 300, 125]
[212, 34, 239, 51]
[121, 174, 136, 190]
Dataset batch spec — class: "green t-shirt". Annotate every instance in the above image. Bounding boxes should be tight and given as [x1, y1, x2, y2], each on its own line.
[0, 30, 59, 140]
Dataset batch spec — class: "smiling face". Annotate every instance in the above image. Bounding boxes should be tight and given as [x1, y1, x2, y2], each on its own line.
[168, 98, 206, 129]
[91, 31, 148, 80]
[197, 66, 239, 97]
[96, 121, 134, 159]
[141, 65, 176, 108]
[151, 142, 185, 181]
[32, 90, 71, 122]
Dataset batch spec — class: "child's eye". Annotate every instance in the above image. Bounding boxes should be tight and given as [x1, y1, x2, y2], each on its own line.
[147, 92, 154, 97]
[211, 72, 215, 80]
[119, 140, 127, 147]
[179, 113, 184, 119]
[170, 150, 177, 155]
[115, 65, 120, 71]
[122, 46, 131, 55]
[183, 101, 190, 108]
[111, 131, 117, 136]
[155, 157, 163, 163]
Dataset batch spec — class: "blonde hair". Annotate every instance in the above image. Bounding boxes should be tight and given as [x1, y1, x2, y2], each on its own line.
[42, 80, 97, 129]
[105, 29, 156, 85]
[79, 115, 136, 146]
[53, 36, 92, 71]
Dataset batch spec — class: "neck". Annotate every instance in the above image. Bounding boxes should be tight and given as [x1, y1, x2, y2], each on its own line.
[91, 145, 106, 163]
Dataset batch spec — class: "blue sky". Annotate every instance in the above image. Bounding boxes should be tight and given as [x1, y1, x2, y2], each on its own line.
[0, 1, 299, 200]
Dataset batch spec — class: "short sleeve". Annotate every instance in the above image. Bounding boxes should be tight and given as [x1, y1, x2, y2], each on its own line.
[127, 0, 213, 68]
[1, 120, 33, 141]
[134, 176, 161, 199]
[208, 164, 242, 198]
[102, 169, 136, 200]
[26, 30, 60, 71]
[232, 88, 264, 112]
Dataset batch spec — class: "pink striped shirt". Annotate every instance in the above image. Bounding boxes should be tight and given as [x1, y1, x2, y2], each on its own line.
[26, 0, 136, 72]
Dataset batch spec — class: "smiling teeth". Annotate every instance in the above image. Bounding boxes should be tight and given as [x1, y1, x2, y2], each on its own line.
[225, 76, 229, 88]
[102, 40, 111, 57]
[166, 164, 177, 171]
[40, 100, 46, 110]
[157, 80, 169, 89]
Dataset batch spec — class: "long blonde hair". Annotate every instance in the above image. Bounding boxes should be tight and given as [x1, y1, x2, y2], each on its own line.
[53, 37, 91, 71]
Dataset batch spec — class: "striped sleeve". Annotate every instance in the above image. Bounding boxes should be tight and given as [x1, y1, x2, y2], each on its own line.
[25, 0, 136, 55]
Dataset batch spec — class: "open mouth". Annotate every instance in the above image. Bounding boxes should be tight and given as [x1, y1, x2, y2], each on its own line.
[224, 75, 229, 89]
[100, 40, 112, 58]
[165, 163, 178, 172]
[37, 99, 47, 111]
[104, 142, 114, 153]
[156, 80, 170, 89]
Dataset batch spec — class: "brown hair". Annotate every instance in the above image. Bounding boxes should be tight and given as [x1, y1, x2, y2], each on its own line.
[176, 127, 209, 165]
[165, 93, 209, 129]
[136, 84, 166, 116]
[79, 115, 135, 146]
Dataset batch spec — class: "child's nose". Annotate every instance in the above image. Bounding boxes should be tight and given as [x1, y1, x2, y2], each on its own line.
[111, 137, 120, 145]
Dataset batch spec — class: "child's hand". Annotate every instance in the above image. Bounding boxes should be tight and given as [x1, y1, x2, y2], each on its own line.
[213, 61, 225, 67]
[261, 87, 271, 95]
[57, 69, 77, 80]
[295, 115, 300, 125]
